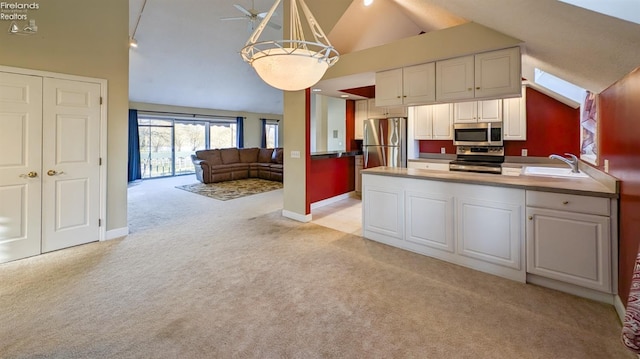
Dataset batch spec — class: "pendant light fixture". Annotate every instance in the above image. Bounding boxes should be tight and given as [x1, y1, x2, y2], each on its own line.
[241, 0, 339, 91]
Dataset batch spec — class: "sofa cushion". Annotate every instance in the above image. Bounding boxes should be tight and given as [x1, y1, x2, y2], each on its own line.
[196, 149, 222, 165]
[220, 148, 240, 164]
[271, 148, 284, 164]
[258, 148, 274, 163]
[239, 148, 260, 163]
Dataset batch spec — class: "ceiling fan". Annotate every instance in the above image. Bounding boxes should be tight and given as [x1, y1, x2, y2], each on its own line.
[221, 1, 282, 32]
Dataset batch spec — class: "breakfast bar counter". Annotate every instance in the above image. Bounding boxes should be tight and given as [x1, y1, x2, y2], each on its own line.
[361, 164, 619, 302]
[363, 164, 618, 198]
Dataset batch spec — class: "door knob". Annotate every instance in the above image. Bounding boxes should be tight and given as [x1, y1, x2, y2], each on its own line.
[47, 169, 64, 176]
[19, 171, 38, 178]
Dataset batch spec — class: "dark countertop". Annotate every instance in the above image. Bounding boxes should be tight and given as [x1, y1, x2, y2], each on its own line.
[311, 150, 362, 159]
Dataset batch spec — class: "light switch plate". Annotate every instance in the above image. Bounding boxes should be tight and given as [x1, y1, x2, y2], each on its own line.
[440, 147, 446, 154]
[521, 149, 528, 157]
[291, 150, 300, 159]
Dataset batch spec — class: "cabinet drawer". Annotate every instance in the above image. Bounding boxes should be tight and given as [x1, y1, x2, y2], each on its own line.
[526, 191, 609, 216]
[407, 161, 450, 171]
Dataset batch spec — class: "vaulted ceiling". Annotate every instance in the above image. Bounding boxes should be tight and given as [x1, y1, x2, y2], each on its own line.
[129, 0, 640, 115]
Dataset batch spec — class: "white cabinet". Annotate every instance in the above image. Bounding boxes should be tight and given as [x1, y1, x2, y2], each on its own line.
[367, 98, 407, 119]
[412, 104, 454, 140]
[457, 196, 523, 271]
[362, 174, 526, 282]
[453, 99, 502, 123]
[503, 86, 527, 141]
[526, 191, 612, 293]
[362, 177, 404, 240]
[405, 191, 454, 252]
[354, 100, 367, 140]
[375, 63, 436, 107]
[436, 47, 521, 102]
[355, 155, 363, 193]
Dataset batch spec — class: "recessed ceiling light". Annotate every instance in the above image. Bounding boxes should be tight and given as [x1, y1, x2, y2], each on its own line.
[364, 0, 373, 6]
[312, 88, 322, 92]
[340, 94, 349, 98]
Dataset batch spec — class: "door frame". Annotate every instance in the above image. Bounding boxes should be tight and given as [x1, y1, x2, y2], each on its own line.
[0, 65, 108, 241]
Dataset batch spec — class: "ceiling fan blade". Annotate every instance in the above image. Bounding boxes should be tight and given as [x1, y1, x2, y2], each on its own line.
[266, 21, 282, 30]
[220, 16, 248, 21]
[233, 4, 253, 17]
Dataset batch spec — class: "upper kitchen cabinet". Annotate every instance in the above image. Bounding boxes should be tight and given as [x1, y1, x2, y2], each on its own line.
[354, 99, 367, 140]
[412, 104, 454, 140]
[367, 98, 408, 119]
[436, 47, 521, 102]
[375, 63, 436, 107]
[503, 86, 527, 141]
[453, 99, 502, 123]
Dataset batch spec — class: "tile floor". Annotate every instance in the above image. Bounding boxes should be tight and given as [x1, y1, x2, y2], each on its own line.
[310, 194, 362, 236]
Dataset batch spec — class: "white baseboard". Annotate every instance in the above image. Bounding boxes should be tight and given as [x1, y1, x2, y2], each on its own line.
[282, 209, 312, 223]
[104, 227, 129, 240]
[615, 295, 626, 323]
[310, 192, 356, 210]
[526, 274, 615, 304]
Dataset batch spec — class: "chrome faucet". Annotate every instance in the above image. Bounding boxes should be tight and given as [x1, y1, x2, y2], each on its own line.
[549, 153, 579, 173]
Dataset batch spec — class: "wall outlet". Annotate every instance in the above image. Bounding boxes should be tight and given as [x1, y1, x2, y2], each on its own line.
[604, 159, 609, 173]
[521, 149, 528, 157]
[290, 150, 300, 159]
[440, 147, 446, 154]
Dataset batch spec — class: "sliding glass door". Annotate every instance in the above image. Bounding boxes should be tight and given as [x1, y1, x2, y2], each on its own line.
[138, 115, 238, 179]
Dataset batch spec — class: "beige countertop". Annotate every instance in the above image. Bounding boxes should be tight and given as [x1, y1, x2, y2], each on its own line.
[362, 166, 619, 198]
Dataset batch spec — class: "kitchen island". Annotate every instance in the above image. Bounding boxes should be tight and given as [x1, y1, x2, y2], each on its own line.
[362, 165, 619, 303]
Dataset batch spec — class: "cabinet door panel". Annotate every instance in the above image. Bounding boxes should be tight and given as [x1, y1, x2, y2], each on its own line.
[457, 197, 522, 269]
[526, 207, 611, 292]
[453, 101, 477, 123]
[403, 63, 436, 105]
[436, 56, 474, 101]
[475, 47, 521, 98]
[432, 104, 453, 139]
[412, 106, 433, 139]
[406, 191, 454, 252]
[477, 99, 502, 122]
[375, 69, 403, 107]
[354, 100, 367, 140]
[503, 89, 526, 140]
[363, 185, 404, 239]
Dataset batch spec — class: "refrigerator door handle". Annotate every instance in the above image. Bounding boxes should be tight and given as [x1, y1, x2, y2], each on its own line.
[364, 148, 369, 168]
[381, 146, 387, 166]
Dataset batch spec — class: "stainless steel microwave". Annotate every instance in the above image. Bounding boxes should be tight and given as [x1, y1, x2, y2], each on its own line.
[453, 122, 503, 146]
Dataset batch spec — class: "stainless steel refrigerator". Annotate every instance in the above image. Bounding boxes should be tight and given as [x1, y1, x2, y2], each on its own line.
[363, 117, 407, 168]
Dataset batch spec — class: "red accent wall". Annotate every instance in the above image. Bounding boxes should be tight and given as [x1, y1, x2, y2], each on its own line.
[305, 88, 311, 214]
[345, 100, 356, 151]
[308, 157, 356, 203]
[599, 66, 640, 304]
[418, 88, 580, 156]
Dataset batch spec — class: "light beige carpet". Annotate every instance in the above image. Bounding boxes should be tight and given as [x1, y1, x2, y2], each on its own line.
[175, 178, 283, 201]
[0, 176, 633, 358]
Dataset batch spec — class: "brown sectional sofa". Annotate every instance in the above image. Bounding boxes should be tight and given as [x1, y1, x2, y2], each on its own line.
[191, 147, 283, 184]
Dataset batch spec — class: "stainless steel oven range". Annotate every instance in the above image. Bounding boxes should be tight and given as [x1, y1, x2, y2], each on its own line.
[449, 146, 504, 174]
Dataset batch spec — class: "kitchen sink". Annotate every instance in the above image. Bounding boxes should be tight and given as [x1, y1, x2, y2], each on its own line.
[523, 166, 590, 178]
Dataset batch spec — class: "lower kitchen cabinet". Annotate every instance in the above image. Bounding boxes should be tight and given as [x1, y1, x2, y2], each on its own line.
[526, 191, 613, 293]
[457, 196, 523, 271]
[405, 191, 454, 252]
[363, 173, 525, 281]
[362, 183, 404, 240]
[355, 155, 363, 193]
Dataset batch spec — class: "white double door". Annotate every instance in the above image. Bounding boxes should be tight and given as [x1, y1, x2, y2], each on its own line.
[0, 71, 101, 263]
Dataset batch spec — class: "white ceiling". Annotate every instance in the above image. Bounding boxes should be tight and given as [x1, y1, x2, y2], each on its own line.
[129, 0, 640, 115]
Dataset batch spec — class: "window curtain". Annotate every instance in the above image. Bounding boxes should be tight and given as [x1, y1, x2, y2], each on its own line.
[260, 118, 267, 148]
[236, 116, 244, 148]
[127, 109, 142, 182]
